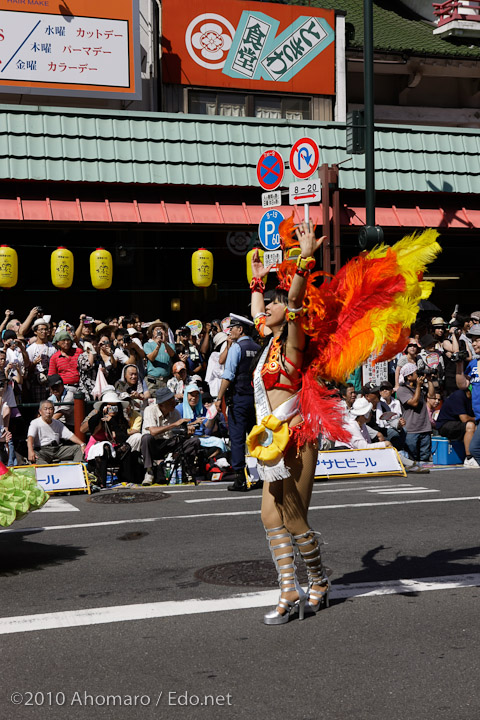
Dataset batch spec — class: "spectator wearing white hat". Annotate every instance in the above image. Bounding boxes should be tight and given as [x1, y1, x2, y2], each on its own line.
[396, 362, 435, 462]
[336, 397, 391, 450]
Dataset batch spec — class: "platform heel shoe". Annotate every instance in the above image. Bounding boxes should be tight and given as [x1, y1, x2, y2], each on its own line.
[294, 529, 330, 613]
[263, 525, 306, 625]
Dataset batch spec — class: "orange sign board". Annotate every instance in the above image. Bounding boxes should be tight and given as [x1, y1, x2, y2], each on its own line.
[0, 0, 140, 98]
[162, 0, 335, 95]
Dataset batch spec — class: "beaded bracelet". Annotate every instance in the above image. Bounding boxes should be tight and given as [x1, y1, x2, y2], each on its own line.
[249, 277, 265, 294]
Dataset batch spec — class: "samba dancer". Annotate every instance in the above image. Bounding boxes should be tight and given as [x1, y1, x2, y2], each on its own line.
[248, 221, 329, 625]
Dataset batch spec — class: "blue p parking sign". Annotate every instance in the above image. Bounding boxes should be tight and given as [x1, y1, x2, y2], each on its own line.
[258, 210, 284, 251]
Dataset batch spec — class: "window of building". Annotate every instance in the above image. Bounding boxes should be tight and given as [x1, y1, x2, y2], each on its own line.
[254, 95, 310, 120]
[188, 90, 311, 120]
[189, 91, 246, 117]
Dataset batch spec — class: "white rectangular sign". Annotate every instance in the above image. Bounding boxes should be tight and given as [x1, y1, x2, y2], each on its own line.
[289, 180, 321, 205]
[261, 191, 282, 209]
[0, 10, 129, 87]
[264, 249, 283, 269]
[362, 354, 389, 386]
[315, 447, 406, 478]
[33, 463, 89, 493]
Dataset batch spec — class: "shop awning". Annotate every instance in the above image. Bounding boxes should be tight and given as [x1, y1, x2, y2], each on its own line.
[1, 197, 480, 228]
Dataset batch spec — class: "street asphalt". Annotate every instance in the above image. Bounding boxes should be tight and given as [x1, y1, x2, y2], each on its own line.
[1, 467, 480, 720]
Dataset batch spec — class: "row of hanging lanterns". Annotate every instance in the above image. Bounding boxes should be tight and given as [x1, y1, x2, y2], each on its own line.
[0, 246, 113, 290]
[0, 245, 263, 291]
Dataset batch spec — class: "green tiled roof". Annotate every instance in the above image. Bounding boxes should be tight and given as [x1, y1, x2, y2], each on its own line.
[283, 0, 480, 59]
[0, 105, 479, 194]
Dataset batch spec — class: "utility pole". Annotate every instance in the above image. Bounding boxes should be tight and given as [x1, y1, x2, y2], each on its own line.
[358, 0, 383, 250]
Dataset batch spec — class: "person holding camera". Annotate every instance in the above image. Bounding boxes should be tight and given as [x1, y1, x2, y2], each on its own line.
[26, 318, 55, 402]
[18, 306, 44, 339]
[396, 363, 435, 463]
[141, 387, 200, 485]
[143, 322, 175, 392]
[443, 319, 471, 396]
[83, 390, 132, 488]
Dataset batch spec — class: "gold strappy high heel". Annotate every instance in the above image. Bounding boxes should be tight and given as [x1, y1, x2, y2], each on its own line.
[294, 529, 330, 613]
[263, 525, 306, 625]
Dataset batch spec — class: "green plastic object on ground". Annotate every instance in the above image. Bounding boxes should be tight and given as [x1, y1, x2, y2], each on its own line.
[0, 462, 49, 528]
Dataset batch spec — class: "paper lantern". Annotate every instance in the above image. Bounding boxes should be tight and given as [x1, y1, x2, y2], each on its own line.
[192, 248, 213, 288]
[246, 248, 266, 285]
[0, 245, 17, 288]
[51, 246, 74, 289]
[90, 247, 113, 290]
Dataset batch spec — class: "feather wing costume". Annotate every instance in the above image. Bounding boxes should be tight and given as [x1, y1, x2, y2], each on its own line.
[276, 219, 442, 445]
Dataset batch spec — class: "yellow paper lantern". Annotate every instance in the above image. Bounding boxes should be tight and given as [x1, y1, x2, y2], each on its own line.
[51, 246, 74, 289]
[90, 248, 113, 290]
[246, 248, 266, 285]
[0, 245, 17, 288]
[192, 248, 213, 288]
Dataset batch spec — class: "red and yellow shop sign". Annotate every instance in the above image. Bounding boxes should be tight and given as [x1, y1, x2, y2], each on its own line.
[0, 0, 140, 98]
[162, 0, 335, 95]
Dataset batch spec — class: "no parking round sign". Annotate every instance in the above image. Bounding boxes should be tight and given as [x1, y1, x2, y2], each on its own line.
[256, 150, 284, 191]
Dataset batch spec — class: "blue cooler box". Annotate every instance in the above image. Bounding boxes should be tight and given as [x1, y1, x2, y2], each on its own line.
[432, 437, 465, 465]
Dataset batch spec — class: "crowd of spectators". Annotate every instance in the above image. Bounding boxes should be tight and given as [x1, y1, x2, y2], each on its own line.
[0, 308, 232, 487]
[0, 305, 479, 486]
[336, 312, 480, 470]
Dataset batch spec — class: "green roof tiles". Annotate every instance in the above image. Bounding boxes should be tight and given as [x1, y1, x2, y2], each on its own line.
[285, 0, 480, 59]
[0, 104, 479, 195]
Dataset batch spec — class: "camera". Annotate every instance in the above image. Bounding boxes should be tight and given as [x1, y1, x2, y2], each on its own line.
[171, 425, 188, 437]
[36, 306, 43, 314]
[451, 350, 469, 362]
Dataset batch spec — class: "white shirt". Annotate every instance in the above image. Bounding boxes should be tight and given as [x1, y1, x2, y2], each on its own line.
[205, 350, 225, 397]
[26, 342, 55, 374]
[114, 347, 130, 364]
[142, 404, 180, 438]
[336, 415, 387, 450]
[6, 347, 25, 377]
[27, 417, 73, 447]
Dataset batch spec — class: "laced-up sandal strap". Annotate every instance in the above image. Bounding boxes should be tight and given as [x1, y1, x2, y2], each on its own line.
[293, 529, 330, 612]
[263, 526, 306, 624]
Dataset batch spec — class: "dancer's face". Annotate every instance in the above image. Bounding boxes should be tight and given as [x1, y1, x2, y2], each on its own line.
[265, 299, 287, 328]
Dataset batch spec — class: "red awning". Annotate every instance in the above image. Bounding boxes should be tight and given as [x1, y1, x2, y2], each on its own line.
[0, 197, 479, 228]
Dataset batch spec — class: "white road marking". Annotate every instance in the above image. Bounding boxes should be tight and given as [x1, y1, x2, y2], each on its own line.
[0, 573, 479, 635]
[1, 495, 479, 535]
[33, 498, 79, 513]
[185, 484, 414, 503]
[170, 477, 404, 493]
[368, 488, 439, 495]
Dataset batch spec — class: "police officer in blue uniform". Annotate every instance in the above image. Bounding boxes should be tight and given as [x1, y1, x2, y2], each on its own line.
[215, 314, 260, 491]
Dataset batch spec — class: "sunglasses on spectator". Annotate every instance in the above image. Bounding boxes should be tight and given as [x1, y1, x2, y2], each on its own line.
[407, 343, 418, 348]
[99, 341, 110, 347]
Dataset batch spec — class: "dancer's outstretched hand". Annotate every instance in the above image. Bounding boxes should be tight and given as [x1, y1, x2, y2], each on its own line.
[295, 220, 325, 257]
[251, 248, 274, 280]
